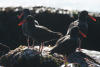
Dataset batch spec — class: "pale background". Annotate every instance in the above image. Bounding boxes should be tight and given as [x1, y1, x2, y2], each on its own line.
[0, 0, 100, 12]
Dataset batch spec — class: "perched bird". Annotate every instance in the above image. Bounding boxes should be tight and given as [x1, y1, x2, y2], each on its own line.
[18, 9, 39, 48]
[18, 9, 31, 48]
[18, 12, 63, 52]
[51, 26, 80, 67]
[67, 10, 96, 51]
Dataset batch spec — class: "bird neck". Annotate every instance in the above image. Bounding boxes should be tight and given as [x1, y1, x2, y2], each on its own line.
[70, 35, 79, 38]
[70, 31, 79, 38]
[24, 21, 35, 28]
[79, 16, 88, 22]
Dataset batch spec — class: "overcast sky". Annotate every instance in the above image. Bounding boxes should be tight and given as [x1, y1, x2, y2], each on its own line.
[0, 0, 100, 12]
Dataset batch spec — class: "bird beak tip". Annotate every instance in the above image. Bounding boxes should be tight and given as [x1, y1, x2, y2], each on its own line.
[88, 15, 96, 22]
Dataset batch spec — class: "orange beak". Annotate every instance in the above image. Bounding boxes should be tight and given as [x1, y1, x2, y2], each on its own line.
[18, 20, 26, 26]
[79, 30, 87, 38]
[88, 15, 96, 22]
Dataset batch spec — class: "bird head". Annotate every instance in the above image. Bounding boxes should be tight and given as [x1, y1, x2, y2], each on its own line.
[26, 15, 35, 22]
[18, 15, 35, 26]
[23, 9, 31, 18]
[79, 10, 96, 22]
[18, 9, 31, 26]
[79, 11, 88, 17]
[18, 9, 30, 19]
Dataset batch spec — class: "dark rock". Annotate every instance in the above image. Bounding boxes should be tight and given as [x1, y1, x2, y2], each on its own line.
[0, 46, 100, 67]
[0, 46, 62, 67]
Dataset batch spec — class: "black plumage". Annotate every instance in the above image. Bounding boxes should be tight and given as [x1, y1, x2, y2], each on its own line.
[19, 9, 63, 50]
[66, 11, 90, 51]
[24, 15, 62, 52]
[67, 11, 89, 36]
[50, 26, 79, 66]
[21, 9, 39, 36]
[24, 15, 62, 43]
[51, 26, 79, 56]
[18, 9, 32, 48]
[78, 11, 88, 35]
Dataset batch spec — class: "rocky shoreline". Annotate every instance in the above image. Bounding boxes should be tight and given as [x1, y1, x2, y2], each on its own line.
[0, 45, 100, 67]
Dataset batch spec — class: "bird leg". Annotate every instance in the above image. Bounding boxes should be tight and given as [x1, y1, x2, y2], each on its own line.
[39, 45, 41, 52]
[78, 38, 82, 52]
[27, 36, 30, 48]
[64, 55, 68, 67]
[39, 42, 44, 53]
[32, 40, 34, 48]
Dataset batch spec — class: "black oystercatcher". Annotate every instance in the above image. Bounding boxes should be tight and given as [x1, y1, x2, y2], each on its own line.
[18, 14, 62, 52]
[51, 26, 80, 67]
[18, 9, 31, 48]
[67, 10, 96, 51]
[18, 9, 39, 48]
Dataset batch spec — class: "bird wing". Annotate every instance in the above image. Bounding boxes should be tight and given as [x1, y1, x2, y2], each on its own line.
[32, 24, 62, 41]
[67, 20, 79, 35]
[35, 25, 55, 33]
[51, 35, 71, 54]
[56, 35, 70, 44]
[54, 35, 71, 50]
[34, 20, 39, 25]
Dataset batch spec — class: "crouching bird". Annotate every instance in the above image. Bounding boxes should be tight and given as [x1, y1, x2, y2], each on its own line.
[18, 13, 63, 53]
[50, 26, 80, 67]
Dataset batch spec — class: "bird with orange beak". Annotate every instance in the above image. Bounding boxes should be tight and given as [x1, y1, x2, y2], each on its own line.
[67, 10, 96, 51]
[18, 9, 63, 53]
[18, 9, 34, 48]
